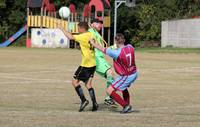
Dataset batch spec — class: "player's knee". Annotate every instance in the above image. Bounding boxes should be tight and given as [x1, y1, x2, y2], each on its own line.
[106, 68, 114, 77]
[85, 80, 92, 89]
[106, 86, 114, 95]
[72, 79, 79, 87]
[85, 84, 92, 89]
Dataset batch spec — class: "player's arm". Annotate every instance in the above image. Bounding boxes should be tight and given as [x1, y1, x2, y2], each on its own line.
[90, 38, 106, 53]
[58, 26, 75, 40]
[90, 38, 119, 59]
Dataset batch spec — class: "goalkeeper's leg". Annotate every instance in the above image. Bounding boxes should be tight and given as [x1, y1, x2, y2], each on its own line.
[105, 68, 114, 100]
[104, 68, 118, 107]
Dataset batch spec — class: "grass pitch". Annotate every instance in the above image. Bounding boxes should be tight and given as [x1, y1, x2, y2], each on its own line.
[0, 48, 200, 127]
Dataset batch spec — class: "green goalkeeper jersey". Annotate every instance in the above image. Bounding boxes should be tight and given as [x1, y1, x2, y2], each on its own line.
[88, 28, 111, 76]
[88, 28, 104, 57]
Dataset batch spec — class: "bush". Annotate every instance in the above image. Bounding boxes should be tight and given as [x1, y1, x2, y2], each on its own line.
[130, 36, 141, 47]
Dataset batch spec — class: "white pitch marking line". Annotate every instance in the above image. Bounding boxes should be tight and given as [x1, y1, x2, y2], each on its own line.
[0, 80, 71, 84]
[0, 75, 72, 84]
[0, 75, 66, 81]
[0, 69, 75, 75]
[138, 105, 200, 111]
[142, 66, 200, 73]
[0, 105, 200, 116]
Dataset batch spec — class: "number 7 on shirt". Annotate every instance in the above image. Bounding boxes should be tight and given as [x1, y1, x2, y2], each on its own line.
[126, 53, 132, 67]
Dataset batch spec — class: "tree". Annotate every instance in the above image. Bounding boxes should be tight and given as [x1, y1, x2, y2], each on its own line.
[1, 0, 200, 47]
[113, 0, 200, 47]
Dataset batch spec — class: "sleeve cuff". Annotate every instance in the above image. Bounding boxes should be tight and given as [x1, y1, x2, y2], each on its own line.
[103, 48, 107, 54]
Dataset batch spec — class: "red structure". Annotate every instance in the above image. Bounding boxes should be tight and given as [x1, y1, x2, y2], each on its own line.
[83, 4, 91, 17]
[69, 3, 76, 14]
[88, 0, 110, 20]
[89, 0, 104, 20]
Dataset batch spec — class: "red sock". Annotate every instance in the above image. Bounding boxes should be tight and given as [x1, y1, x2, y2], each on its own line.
[110, 91, 127, 107]
[122, 89, 130, 104]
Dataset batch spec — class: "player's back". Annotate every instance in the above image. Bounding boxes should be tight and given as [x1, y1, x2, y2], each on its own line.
[114, 44, 137, 76]
[73, 32, 96, 67]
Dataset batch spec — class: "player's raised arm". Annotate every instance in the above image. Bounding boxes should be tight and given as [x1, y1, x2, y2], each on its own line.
[57, 25, 75, 40]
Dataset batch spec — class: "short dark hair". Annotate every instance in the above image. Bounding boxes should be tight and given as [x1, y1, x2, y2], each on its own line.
[91, 18, 103, 24]
[78, 22, 89, 30]
[115, 33, 125, 44]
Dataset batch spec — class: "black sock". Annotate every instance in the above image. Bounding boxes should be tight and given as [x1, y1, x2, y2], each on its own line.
[75, 85, 86, 103]
[88, 88, 97, 105]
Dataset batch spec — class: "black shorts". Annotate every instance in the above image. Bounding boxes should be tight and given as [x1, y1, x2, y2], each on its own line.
[73, 66, 96, 83]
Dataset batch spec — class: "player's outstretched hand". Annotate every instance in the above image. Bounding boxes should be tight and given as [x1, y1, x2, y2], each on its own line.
[89, 38, 95, 45]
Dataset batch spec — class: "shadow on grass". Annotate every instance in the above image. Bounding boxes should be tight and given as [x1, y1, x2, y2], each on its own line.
[74, 102, 140, 114]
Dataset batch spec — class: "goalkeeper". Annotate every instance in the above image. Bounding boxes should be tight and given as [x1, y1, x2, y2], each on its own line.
[89, 19, 117, 107]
